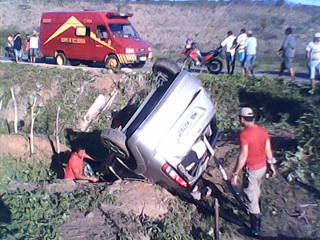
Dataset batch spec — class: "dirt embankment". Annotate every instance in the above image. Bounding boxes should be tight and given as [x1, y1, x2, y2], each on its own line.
[0, 134, 70, 160]
[0, 0, 319, 56]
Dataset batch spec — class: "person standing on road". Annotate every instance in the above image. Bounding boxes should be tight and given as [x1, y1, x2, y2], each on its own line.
[13, 33, 23, 63]
[306, 32, 320, 92]
[29, 31, 39, 63]
[244, 30, 257, 77]
[65, 146, 99, 182]
[5, 34, 14, 57]
[278, 27, 296, 82]
[25, 34, 30, 62]
[230, 107, 276, 238]
[221, 31, 236, 74]
[236, 28, 247, 74]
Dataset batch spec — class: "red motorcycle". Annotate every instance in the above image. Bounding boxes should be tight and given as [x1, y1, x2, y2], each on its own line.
[177, 46, 223, 74]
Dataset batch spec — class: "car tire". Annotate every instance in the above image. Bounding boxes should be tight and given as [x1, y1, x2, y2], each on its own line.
[105, 55, 120, 69]
[101, 128, 129, 159]
[56, 52, 68, 66]
[207, 59, 223, 74]
[152, 58, 181, 85]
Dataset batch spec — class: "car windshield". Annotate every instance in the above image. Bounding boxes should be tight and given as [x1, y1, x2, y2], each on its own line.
[109, 23, 139, 38]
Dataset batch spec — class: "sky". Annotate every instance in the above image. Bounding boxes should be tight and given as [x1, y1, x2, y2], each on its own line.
[286, 0, 320, 5]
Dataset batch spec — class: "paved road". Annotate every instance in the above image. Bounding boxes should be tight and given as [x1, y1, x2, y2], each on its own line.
[0, 56, 312, 87]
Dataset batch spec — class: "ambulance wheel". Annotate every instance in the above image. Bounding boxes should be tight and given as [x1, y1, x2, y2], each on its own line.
[105, 55, 120, 69]
[101, 128, 129, 160]
[56, 53, 67, 66]
[152, 58, 181, 85]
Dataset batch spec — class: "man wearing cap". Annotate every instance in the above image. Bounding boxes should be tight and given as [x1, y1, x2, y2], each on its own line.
[306, 33, 320, 92]
[231, 107, 276, 238]
[278, 27, 296, 82]
[244, 30, 257, 76]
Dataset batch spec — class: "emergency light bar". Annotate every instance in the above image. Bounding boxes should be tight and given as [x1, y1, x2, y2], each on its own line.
[106, 12, 133, 19]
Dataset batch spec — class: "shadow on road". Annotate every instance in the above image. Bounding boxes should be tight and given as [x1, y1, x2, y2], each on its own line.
[257, 70, 310, 80]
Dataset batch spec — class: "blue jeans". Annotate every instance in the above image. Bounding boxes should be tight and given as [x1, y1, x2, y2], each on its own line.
[14, 49, 22, 59]
[225, 52, 235, 74]
[238, 52, 246, 66]
[244, 54, 256, 68]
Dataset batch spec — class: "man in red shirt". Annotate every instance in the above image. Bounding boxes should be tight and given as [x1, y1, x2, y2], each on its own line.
[231, 107, 276, 238]
[65, 146, 99, 182]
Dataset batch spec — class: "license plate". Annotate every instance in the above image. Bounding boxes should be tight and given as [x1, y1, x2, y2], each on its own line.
[139, 56, 147, 61]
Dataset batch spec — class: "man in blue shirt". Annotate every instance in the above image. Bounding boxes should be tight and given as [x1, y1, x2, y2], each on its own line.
[278, 27, 296, 82]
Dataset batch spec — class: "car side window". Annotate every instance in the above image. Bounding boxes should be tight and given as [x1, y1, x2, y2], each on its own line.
[96, 25, 108, 39]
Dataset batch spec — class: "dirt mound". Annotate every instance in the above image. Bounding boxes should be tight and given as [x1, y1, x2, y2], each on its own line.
[0, 134, 70, 160]
[101, 180, 175, 219]
[92, 73, 122, 94]
[56, 180, 175, 240]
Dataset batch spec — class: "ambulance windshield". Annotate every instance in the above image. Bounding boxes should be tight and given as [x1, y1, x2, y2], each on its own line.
[109, 23, 139, 39]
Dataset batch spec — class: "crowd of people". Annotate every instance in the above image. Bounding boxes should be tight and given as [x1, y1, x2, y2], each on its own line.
[5, 30, 39, 63]
[184, 28, 320, 92]
[220, 28, 320, 92]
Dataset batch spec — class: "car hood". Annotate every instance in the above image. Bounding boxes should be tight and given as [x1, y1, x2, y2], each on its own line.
[113, 38, 150, 51]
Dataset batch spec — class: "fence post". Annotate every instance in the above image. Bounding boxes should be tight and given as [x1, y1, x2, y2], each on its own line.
[214, 198, 220, 240]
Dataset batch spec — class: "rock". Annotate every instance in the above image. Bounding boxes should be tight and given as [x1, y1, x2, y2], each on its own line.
[43, 179, 77, 193]
[101, 180, 175, 219]
[6, 181, 39, 192]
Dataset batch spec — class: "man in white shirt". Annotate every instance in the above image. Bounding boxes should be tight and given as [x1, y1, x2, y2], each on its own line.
[29, 31, 39, 63]
[244, 30, 257, 76]
[236, 28, 247, 74]
[221, 31, 236, 74]
[306, 32, 320, 92]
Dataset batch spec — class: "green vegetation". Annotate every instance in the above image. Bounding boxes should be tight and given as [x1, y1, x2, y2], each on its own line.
[0, 185, 114, 239]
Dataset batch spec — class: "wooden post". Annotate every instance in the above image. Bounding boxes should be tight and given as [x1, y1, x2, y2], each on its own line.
[78, 89, 118, 132]
[214, 198, 220, 240]
[10, 88, 18, 134]
[30, 96, 37, 155]
[55, 105, 61, 154]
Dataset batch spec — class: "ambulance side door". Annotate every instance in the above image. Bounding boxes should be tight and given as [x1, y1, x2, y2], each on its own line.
[73, 25, 93, 60]
[93, 25, 112, 61]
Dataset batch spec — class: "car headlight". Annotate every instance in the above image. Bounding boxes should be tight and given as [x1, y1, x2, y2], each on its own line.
[125, 48, 135, 54]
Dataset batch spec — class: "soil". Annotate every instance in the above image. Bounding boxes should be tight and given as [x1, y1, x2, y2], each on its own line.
[102, 180, 175, 218]
[92, 73, 122, 95]
[0, 134, 70, 160]
[55, 180, 174, 240]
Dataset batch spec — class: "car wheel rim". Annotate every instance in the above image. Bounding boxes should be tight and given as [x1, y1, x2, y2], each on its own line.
[57, 56, 64, 65]
[108, 59, 118, 68]
[105, 140, 127, 158]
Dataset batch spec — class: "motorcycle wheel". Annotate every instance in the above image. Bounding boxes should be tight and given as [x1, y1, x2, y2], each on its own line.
[207, 59, 223, 74]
